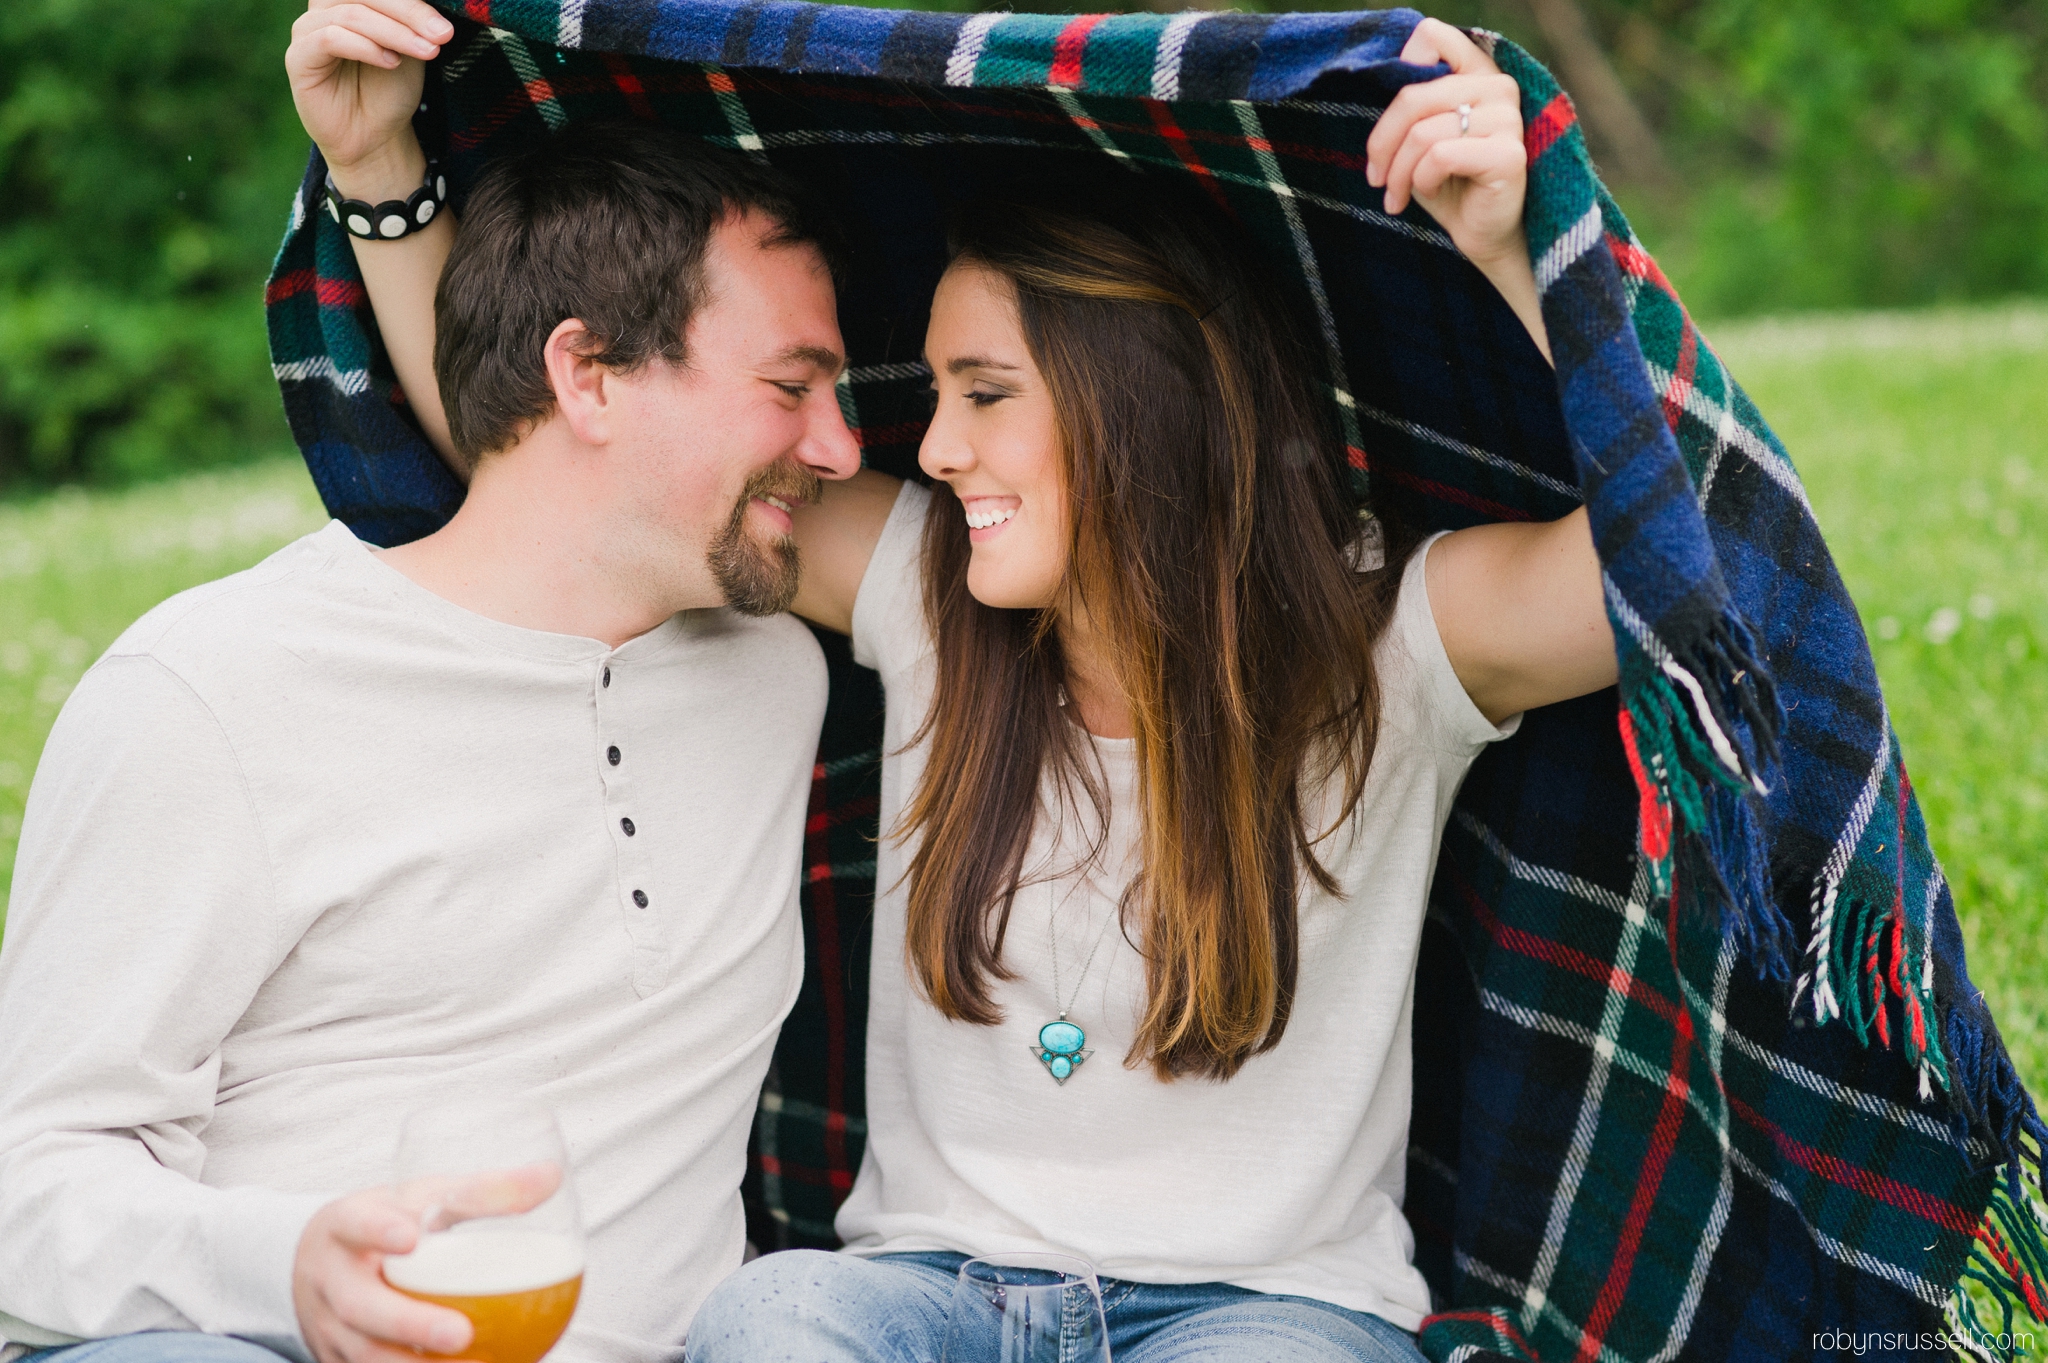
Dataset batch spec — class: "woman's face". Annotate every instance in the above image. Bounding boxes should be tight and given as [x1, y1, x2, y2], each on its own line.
[919, 262, 1069, 611]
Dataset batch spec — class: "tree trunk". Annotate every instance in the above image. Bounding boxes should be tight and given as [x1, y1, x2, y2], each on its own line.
[1519, 0, 1674, 189]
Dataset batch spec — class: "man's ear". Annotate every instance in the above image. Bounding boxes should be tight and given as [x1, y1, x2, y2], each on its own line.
[543, 319, 611, 445]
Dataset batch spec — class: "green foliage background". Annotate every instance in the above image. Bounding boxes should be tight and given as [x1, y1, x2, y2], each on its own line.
[2, 0, 2043, 492]
[0, 0, 313, 489]
[1581, 0, 2048, 316]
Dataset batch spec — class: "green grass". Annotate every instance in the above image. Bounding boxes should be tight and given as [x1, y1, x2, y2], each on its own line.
[1712, 303, 2048, 1101]
[0, 304, 2042, 1111]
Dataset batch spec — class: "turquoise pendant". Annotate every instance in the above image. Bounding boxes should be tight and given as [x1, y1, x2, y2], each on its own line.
[1032, 1019, 1091, 1086]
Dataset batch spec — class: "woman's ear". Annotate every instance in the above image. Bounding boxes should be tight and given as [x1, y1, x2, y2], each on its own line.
[543, 318, 612, 446]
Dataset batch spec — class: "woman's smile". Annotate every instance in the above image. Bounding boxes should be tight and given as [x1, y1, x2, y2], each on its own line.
[961, 495, 1020, 542]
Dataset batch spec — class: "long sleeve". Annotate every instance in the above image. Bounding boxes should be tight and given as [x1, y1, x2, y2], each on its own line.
[0, 655, 325, 1353]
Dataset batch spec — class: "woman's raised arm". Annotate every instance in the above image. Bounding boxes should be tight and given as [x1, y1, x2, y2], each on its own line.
[1365, 19, 1615, 719]
[287, 0, 461, 468]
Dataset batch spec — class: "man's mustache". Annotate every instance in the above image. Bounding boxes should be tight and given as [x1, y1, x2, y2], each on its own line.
[741, 461, 824, 513]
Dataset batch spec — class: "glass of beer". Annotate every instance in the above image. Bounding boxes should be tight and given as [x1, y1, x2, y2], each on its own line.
[382, 1098, 585, 1363]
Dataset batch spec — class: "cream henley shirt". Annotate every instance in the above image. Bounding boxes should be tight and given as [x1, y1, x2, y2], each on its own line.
[0, 521, 824, 1363]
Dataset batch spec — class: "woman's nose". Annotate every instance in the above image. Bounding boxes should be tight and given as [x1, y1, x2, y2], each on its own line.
[918, 403, 974, 481]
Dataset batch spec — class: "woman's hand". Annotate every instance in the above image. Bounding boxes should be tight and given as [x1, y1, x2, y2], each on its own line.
[1366, 18, 1552, 364]
[1367, 19, 1527, 269]
[286, 0, 461, 465]
[286, 0, 454, 197]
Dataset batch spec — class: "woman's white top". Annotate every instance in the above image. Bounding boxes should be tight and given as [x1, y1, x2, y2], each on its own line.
[836, 483, 1520, 1329]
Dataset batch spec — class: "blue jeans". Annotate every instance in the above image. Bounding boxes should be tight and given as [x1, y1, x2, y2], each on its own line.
[686, 1249, 1429, 1363]
[19, 1339, 289, 1363]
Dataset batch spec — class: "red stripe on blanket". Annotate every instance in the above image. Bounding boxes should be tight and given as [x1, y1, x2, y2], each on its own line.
[1726, 1094, 1979, 1232]
[1356, 459, 1539, 524]
[1452, 870, 1682, 1025]
[1869, 762, 1911, 1048]
[265, 271, 368, 310]
[1894, 766, 1930, 1056]
[802, 765, 853, 1201]
[1525, 92, 1575, 162]
[1049, 14, 1108, 88]
[804, 793, 878, 836]
[603, 53, 655, 120]
[317, 278, 366, 309]
[463, 0, 490, 22]
[453, 87, 548, 150]
[1141, 99, 1231, 210]
[1606, 233, 1686, 317]
[1578, 973, 1697, 1360]
[1660, 318, 1698, 434]
[753, 1154, 856, 1191]
[265, 270, 313, 305]
[1617, 709, 1673, 862]
[851, 421, 929, 450]
[1419, 1310, 1534, 1356]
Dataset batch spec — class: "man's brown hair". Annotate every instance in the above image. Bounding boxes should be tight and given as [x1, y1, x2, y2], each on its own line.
[432, 120, 830, 469]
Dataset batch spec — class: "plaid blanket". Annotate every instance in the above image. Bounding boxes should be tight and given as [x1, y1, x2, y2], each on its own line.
[264, 5, 2048, 1359]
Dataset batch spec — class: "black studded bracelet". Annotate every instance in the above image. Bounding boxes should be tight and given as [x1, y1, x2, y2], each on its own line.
[322, 161, 448, 241]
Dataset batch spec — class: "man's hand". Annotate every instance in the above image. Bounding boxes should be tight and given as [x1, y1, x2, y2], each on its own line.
[293, 1165, 560, 1363]
[294, 1187, 472, 1363]
[286, 0, 455, 198]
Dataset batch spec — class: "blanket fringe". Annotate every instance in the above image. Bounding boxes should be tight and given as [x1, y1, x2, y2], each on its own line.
[1948, 1159, 2048, 1361]
[1796, 890, 1949, 1095]
[1941, 985, 2048, 1201]
[1616, 615, 1793, 979]
[1784, 734, 2046, 1181]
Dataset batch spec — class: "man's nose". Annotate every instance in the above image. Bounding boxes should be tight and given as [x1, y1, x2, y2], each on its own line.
[799, 383, 863, 481]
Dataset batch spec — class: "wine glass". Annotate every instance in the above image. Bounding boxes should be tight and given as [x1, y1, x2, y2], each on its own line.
[381, 1097, 586, 1363]
[941, 1252, 1112, 1363]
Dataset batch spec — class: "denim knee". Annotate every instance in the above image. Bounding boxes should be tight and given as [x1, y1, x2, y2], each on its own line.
[687, 1249, 955, 1363]
[1117, 1296, 1427, 1363]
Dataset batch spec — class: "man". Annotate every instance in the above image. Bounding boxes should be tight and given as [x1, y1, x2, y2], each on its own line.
[0, 4, 861, 1361]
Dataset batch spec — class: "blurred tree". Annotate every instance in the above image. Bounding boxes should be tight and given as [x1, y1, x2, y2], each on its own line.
[1464, 0, 2048, 315]
[0, 0, 309, 490]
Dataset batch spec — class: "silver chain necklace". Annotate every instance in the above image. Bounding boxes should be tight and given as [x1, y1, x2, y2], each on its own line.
[1032, 879, 1117, 1085]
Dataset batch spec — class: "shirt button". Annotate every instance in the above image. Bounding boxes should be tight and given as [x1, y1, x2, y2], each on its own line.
[632, 889, 648, 908]
[621, 817, 636, 837]
[602, 666, 611, 688]
[607, 745, 621, 766]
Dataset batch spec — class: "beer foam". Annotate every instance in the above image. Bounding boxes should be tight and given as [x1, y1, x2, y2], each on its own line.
[383, 1229, 584, 1296]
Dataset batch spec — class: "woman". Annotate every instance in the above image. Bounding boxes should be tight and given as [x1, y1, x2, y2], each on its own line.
[682, 23, 1614, 1363]
[292, 4, 1614, 1356]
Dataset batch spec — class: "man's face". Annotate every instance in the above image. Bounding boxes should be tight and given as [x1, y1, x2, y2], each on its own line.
[603, 209, 859, 615]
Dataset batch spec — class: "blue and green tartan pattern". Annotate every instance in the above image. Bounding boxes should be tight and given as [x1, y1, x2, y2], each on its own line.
[263, 5, 2047, 1359]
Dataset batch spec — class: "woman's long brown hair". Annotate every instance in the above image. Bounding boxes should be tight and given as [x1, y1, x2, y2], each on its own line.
[899, 185, 1410, 1081]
